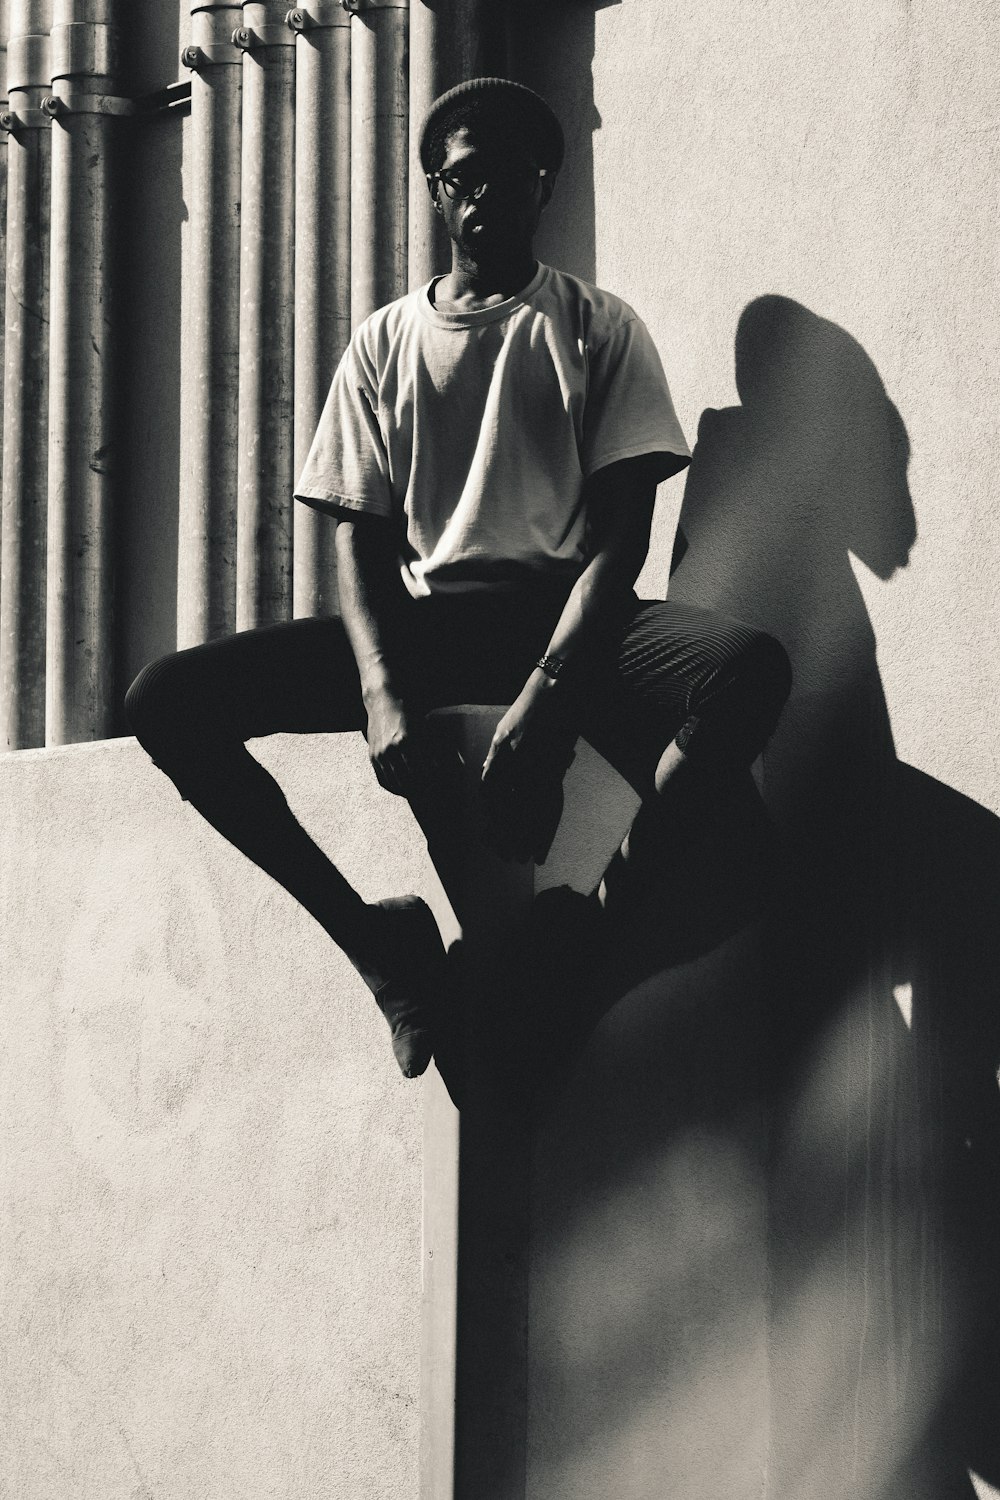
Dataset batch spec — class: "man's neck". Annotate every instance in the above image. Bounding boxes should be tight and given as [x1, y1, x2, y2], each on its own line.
[433, 248, 538, 312]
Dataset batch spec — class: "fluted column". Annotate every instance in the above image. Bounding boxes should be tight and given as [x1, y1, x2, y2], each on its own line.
[349, 0, 407, 326]
[233, 0, 295, 630]
[44, 0, 122, 745]
[176, 3, 243, 647]
[288, 0, 350, 619]
[0, 0, 51, 749]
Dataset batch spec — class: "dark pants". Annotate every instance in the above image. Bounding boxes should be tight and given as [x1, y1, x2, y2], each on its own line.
[125, 589, 791, 943]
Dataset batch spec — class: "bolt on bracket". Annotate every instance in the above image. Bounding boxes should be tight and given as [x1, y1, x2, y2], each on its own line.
[286, 1, 352, 26]
[232, 22, 297, 48]
[181, 42, 241, 69]
[0, 107, 52, 132]
[41, 92, 136, 118]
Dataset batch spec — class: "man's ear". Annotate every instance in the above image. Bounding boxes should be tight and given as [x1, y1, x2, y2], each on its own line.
[426, 174, 443, 214]
[539, 170, 557, 211]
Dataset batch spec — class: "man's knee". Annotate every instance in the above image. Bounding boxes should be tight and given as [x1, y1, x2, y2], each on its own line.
[743, 630, 793, 713]
[125, 651, 208, 764]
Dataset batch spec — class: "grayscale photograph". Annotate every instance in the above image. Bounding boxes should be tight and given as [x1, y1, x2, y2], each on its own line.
[1, 3, 998, 1498]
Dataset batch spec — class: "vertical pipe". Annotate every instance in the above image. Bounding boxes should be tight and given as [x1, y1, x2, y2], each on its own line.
[350, 0, 407, 326]
[177, 4, 242, 647]
[408, 0, 506, 287]
[0, 0, 9, 481]
[0, 0, 50, 749]
[234, 0, 295, 631]
[44, 0, 121, 745]
[289, 0, 350, 619]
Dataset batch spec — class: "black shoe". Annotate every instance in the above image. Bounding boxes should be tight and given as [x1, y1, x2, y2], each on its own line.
[370, 896, 448, 1078]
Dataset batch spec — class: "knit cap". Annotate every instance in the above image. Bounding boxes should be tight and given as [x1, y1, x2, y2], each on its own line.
[418, 77, 565, 175]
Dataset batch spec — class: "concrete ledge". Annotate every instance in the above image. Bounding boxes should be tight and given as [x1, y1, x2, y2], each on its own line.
[2, 728, 783, 1500]
[1, 733, 430, 1500]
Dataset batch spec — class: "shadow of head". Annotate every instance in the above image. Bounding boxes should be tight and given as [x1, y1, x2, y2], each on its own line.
[673, 295, 918, 712]
[733, 295, 917, 580]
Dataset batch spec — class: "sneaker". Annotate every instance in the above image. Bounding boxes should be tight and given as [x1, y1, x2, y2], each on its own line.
[369, 896, 448, 1078]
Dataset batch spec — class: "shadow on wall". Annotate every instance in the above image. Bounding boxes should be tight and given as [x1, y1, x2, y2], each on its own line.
[507, 0, 622, 284]
[669, 296, 1000, 1500]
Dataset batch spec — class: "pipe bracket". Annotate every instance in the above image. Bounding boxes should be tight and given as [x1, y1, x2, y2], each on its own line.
[232, 23, 296, 48]
[42, 91, 136, 118]
[181, 42, 243, 68]
[1, 107, 52, 132]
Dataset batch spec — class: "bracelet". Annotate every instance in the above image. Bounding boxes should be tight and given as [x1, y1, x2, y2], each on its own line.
[535, 654, 565, 680]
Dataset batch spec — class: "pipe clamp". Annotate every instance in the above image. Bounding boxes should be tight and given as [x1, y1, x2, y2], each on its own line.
[182, 42, 242, 68]
[0, 107, 52, 131]
[42, 91, 136, 118]
[232, 23, 296, 47]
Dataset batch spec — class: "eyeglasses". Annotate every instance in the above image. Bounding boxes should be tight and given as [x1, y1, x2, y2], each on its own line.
[428, 163, 548, 203]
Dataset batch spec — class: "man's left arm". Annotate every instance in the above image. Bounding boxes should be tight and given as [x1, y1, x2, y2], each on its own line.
[481, 451, 687, 800]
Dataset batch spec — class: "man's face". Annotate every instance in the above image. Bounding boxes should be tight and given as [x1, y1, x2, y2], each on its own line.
[429, 125, 554, 257]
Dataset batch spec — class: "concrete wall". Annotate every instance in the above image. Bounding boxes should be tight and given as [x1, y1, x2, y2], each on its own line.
[511, 4, 1000, 1499]
[0, 736, 428, 1499]
[519, 0, 1000, 806]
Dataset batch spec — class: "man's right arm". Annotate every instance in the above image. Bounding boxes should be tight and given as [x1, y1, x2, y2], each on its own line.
[335, 518, 421, 796]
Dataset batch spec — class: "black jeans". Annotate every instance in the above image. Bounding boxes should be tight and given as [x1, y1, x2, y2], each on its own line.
[126, 589, 790, 794]
[125, 589, 791, 941]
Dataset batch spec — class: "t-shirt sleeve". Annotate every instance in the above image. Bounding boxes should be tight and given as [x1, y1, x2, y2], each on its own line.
[580, 315, 691, 479]
[293, 330, 393, 519]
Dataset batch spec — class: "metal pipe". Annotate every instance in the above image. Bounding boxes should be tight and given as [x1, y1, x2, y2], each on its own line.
[44, 0, 121, 745]
[234, 0, 295, 630]
[289, 0, 350, 619]
[177, 4, 243, 647]
[350, 0, 407, 326]
[0, 0, 9, 485]
[0, 0, 51, 749]
[407, 0, 505, 288]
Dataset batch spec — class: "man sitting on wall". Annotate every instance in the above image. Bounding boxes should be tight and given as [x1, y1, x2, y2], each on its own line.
[126, 78, 791, 1079]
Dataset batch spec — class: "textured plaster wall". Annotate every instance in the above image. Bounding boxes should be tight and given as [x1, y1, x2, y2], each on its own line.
[513, 4, 1000, 1499]
[0, 736, 427, 1500]
[524, 0, 1000, 810]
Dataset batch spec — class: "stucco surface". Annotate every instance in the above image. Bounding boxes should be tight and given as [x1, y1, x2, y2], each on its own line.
[512, 4, 1000, 1498]
[524, 0, 1000, 811]
[0, 735, 426, 1500]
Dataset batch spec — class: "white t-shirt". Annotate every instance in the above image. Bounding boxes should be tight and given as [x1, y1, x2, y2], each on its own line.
[294, 262, 690, 598]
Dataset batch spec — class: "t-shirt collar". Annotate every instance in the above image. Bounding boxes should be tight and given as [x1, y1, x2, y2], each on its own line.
[419, 261, 549, 329]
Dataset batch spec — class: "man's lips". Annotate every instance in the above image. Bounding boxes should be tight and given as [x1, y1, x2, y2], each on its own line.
[463, 211, 501, 235]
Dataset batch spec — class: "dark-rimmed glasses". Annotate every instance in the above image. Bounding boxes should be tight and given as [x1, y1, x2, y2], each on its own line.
[428, 163, 548, 203]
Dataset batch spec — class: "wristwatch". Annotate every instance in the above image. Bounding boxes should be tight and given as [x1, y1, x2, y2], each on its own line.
[535, 654, 565, 680]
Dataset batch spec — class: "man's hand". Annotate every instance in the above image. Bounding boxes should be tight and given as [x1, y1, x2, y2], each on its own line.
[480, 673, 576, 862]
[365, 687, 429, 797]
